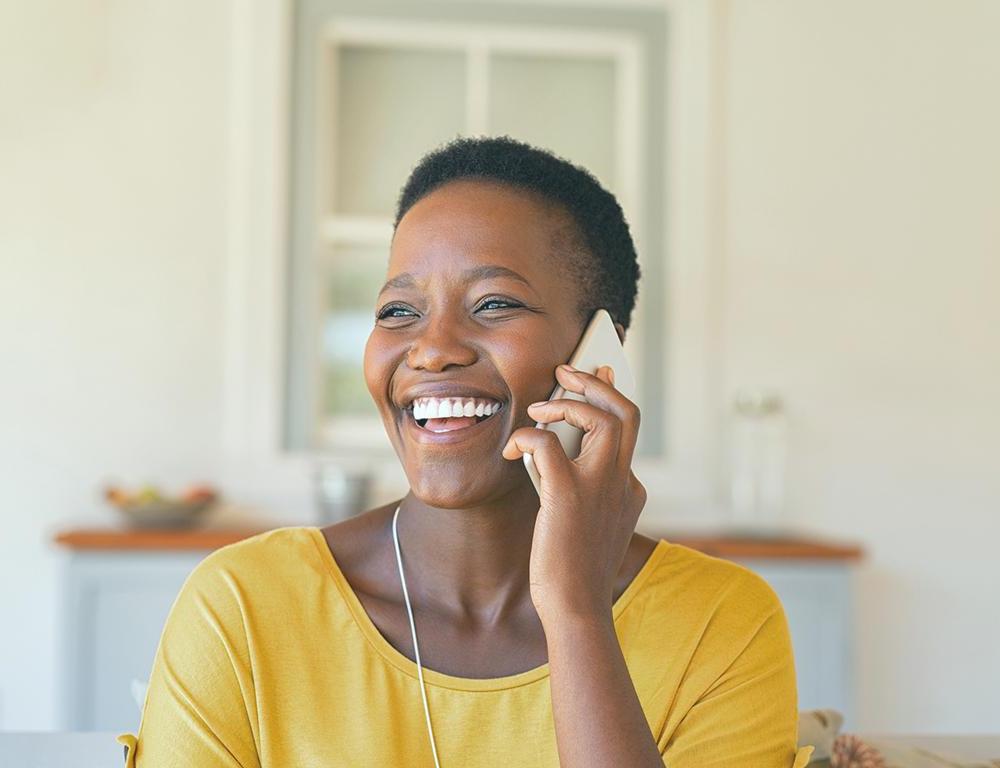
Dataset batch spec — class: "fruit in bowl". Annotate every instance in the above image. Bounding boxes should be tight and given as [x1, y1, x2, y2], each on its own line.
[104, 483, 219, 528]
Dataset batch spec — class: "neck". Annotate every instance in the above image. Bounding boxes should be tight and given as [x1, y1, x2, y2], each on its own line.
[392, 486, 540, 626]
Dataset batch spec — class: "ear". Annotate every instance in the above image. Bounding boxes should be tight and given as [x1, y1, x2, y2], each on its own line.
[614, 322, 626, 344]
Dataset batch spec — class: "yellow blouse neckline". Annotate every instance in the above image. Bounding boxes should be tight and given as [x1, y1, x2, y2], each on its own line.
[308, 527, 670, 692]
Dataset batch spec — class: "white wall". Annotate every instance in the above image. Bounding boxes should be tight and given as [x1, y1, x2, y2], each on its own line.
[717, 0, 1000, 732]
[0, 1, 231, 728]
[1, 0, 997, 735]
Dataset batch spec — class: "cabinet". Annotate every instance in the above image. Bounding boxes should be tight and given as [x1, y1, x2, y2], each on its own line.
[55, 528, 860, 732]
[58, 550, 206, 731]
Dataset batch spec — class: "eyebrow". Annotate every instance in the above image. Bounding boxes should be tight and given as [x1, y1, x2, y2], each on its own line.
[377, 264, 532, 297]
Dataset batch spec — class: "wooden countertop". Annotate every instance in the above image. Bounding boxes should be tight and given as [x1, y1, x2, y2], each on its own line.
[53, 526, 863, 560]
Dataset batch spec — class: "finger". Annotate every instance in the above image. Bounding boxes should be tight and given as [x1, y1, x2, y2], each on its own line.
[525, 398, 620, 467]
[554, 364, 641, 467]
[502, 426, 574, 488]
[554, 364, 630, 419]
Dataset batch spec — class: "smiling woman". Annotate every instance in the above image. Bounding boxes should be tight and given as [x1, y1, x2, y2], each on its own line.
[117, 137, 813, 768]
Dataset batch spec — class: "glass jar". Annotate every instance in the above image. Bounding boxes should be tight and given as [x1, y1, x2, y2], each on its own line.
[726, 390, 787, 532]
[314, 461, 373, 525]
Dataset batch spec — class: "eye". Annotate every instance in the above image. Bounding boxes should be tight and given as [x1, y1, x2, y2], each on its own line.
[375, 298, 524, 321]
[376, 303, 415, 320]
[477, 297, 523, 312]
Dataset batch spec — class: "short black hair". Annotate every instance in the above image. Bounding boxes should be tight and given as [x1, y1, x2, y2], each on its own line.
[394, 136, 641, 333]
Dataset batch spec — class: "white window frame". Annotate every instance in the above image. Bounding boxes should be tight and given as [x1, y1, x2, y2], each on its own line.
[314, 18, 643, 452]
[220, 0, 726, 529]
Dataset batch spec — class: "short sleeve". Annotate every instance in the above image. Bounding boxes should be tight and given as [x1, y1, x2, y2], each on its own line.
[660, 574, 806, 767]
[115, 551, 262, 767]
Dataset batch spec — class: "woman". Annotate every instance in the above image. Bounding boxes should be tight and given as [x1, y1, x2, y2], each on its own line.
[119, 137, 813, 767]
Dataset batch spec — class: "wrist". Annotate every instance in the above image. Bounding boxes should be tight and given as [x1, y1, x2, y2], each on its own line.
[537, 601, 615, 636]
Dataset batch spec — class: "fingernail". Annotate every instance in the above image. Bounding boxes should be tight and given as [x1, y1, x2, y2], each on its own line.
[528, 401, 546, 409]
[607, 366, 616, 385]
[558, 364, 576, 373]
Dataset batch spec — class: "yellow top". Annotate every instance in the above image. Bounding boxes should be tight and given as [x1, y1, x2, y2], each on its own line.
[118, 527, 814, 767]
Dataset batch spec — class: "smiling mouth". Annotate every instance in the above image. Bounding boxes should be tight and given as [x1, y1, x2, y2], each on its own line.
[405, 404, 504, 433]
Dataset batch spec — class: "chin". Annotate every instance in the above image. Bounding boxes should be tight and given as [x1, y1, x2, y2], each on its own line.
[403, 468, 512, 510]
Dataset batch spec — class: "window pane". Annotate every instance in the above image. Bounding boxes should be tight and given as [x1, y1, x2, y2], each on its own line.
[488, 53, 617, 191]
[320, 244, 387, 420]
[333, 45, 467, 216]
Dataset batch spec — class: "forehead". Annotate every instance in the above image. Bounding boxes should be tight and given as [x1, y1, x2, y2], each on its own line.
[386, 180, 569, 291]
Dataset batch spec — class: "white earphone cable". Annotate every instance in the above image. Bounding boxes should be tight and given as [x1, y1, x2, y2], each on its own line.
[392, 505, 442, 768]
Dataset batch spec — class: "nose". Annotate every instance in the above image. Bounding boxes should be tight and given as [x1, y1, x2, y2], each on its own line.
[405, 313, 478, 372]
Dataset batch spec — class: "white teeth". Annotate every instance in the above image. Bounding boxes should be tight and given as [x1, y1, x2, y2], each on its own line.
[411, 397, 502, 420]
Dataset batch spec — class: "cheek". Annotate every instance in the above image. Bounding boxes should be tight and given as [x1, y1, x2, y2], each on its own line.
[495, 333, 564, 403]
[362, 330, 397, 401]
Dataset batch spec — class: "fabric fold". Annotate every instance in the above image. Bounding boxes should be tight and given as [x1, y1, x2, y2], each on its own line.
[117, 733, 137, 767]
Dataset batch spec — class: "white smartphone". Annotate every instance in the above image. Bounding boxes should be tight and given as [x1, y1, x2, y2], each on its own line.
[523, 308, 636, 496]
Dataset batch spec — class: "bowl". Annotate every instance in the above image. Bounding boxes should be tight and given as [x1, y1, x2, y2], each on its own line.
[115, 499, 216, 529]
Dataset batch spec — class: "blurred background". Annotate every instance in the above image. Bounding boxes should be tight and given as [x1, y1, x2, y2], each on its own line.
[1, 0, 997, 743]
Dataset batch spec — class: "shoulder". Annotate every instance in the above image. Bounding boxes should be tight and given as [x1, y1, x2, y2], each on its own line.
[630, 541, 795, 697]
[152, 527, 327, 661]
[650, 540, 783, 613]
[638, 541, 788, 652]
[177, 526, 325, 609]
[191, 525, 320, 574]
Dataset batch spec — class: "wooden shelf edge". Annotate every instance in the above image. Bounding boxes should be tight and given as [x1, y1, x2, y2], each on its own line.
[53, 528, 273, 552]
[54, 526, 864, 560]
[653, 533, 864, 561]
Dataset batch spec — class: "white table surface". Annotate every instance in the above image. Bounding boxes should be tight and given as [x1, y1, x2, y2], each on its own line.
[2, 731, 997, 766]
[0, 732, 123, 767]
[860, 734, 1000, 762]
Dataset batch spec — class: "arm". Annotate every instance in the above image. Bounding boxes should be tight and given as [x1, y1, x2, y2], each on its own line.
[117, 552, 262, 767]
[504, 364, 802, 767]
[545, 611, 663, 768]
[503, 363, 662, 767]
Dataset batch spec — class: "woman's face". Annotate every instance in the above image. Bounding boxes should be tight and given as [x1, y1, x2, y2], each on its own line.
[364, 179, 587, 508]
